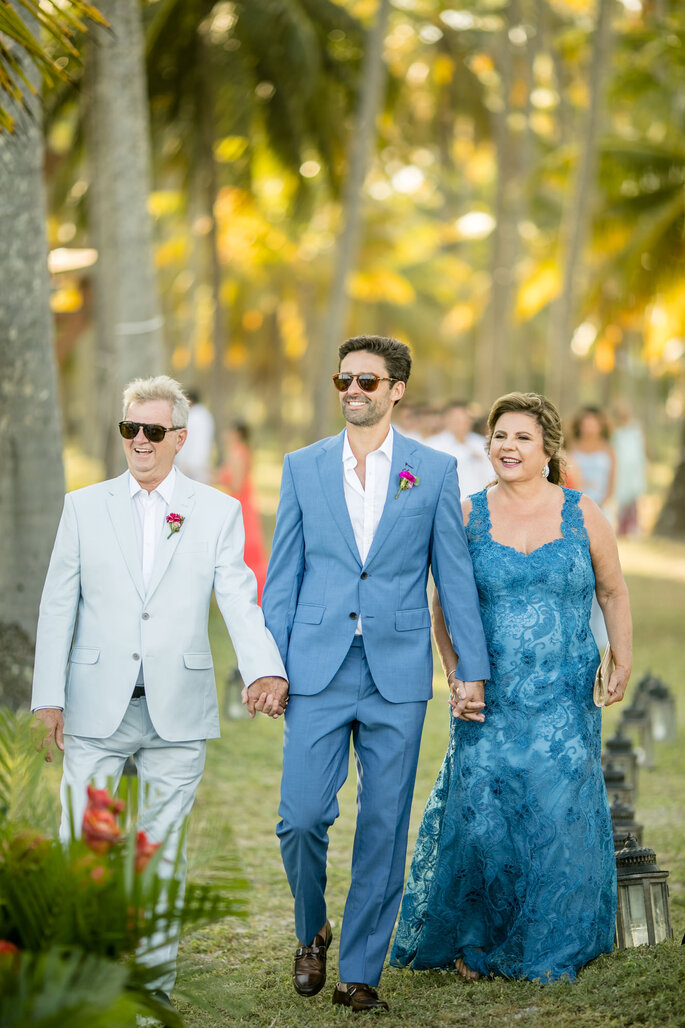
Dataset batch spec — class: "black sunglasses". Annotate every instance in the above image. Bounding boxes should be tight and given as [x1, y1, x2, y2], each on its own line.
[332, 373, 394, 393]
[119, 421, 184, 443]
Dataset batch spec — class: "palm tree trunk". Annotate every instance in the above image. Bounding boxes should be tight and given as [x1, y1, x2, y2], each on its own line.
[198, 29, 229, 446]
[474, 0, 520, 409]
[654, 417, 685, 538]
[0, 7, 65, 708]
[86, 0, 164, 476]
[311, 0, 391, 439]
[545, 0, 614, 411]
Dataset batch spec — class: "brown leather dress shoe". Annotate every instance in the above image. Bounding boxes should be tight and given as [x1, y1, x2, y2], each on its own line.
[293, 921, 332, 996]
[332, 983, 389, 1012]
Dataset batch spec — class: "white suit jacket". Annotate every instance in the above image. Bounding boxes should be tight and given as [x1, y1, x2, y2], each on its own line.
[31, 470, 285, 741]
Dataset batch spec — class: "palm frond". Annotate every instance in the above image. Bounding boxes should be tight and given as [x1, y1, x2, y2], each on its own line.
[0, 708, 54, 829]
[0, 947, 151, 1028]
[0, 1, 107, 133]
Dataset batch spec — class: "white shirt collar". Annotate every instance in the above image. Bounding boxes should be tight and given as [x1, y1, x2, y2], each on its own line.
[342, 426, 394, 467]
[128, 465, 177, 503]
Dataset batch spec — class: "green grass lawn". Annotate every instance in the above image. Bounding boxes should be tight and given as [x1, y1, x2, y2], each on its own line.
[173, 536, 685, 1028]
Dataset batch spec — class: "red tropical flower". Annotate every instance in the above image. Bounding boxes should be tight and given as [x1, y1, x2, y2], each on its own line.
[134, 831, 161, 872]
[0, 941, 19, 955]
[85, 785, 125, 815]
[82, 786, 124, 853]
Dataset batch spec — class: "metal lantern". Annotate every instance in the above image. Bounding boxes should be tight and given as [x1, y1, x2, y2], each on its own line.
[603, 726, 639, 795]
[632, 672, 655, 714]
[620, 705, 655, 769]
[615, 835, 672, 948]
[646, 679, 677, 743]
[609, 794, 644, 851]
[603, 761, 634, 809]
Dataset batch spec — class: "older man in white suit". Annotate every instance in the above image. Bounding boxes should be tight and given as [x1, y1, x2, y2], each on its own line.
[32, 375, 288, 1011]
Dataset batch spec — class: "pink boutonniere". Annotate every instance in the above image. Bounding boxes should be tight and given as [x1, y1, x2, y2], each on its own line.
[166, 512, 185, 539]
[395, 469, 420, 499]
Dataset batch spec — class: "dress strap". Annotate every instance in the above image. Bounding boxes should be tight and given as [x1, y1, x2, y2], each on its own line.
[465, 489, 491, 548]
[560, 487, 589, 544]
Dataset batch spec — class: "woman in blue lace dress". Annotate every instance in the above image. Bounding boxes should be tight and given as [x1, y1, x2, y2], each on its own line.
[391, 392, 632, 983]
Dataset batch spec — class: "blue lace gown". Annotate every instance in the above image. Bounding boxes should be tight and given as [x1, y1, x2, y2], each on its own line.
[390, 488, 616, 982]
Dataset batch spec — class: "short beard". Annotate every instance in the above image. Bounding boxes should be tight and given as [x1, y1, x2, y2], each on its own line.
[342, 398, 384, 427]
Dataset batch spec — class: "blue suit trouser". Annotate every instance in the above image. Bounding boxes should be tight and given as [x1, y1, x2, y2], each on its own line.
[277, 637, 427, 986]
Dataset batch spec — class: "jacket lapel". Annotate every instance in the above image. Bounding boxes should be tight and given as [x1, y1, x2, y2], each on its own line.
[316, 432, 362, 567]
[145, 471, 196, 600]
[363, 431, 421, 569]
[105, 473, 145, 600]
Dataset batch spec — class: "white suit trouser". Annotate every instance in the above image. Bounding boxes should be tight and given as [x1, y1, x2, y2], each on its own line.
[60, 696, 206, 992]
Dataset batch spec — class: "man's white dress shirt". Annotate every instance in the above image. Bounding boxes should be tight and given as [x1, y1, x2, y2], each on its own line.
[129, 466, 176, 681]
[342, 427, 393, 635]
[129, 466, 176, 591]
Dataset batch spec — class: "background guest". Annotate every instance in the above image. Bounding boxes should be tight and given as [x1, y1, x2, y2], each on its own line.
[612, 400, 648, 536]
[568, 406, 615, 511]
[175, 388, 215, 483]
[427, 399, 494, 497]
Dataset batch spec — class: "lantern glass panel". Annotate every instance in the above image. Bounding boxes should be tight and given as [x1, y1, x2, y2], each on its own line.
[651, 704, 669, 742]
[624, 883, 649, 946]
[651, 884, 669, 943]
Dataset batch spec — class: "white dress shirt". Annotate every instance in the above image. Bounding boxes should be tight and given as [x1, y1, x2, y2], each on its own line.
[129, 466, 177, 592]
[129, 466, 177, 686]
[342, 427, 394, 634]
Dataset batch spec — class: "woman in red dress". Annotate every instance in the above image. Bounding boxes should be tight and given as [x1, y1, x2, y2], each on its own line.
[218, 423, 268, 602]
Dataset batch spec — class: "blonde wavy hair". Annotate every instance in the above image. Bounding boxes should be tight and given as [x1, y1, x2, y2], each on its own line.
[487, 392, 566, 485]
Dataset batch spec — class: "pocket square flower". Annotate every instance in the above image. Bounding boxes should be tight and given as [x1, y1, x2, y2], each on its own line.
[395, 469, 419, 499]
[166, 512, 185, 538]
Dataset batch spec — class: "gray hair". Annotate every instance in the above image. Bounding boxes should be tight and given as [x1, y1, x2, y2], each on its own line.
[122, 375, 190, 428]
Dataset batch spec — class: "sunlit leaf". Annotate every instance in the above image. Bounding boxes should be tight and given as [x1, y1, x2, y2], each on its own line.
[515, 260, 561, 321]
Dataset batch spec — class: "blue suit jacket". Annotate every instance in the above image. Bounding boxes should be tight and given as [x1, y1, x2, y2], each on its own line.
[262, 430, 490, 703]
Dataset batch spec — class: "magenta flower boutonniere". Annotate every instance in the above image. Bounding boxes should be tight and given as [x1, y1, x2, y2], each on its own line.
[395, 469, 420, 499]
[166, 512, 185, 539]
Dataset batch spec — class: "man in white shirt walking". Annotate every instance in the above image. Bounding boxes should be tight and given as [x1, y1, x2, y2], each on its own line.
[32, 374, 288, 1013]
[262, 337, 489, 1012]
[427, 399, 494, 498]
[174, 387, 215, 483]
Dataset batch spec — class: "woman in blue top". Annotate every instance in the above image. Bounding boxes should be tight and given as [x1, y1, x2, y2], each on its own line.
[391, 392, 632, 983]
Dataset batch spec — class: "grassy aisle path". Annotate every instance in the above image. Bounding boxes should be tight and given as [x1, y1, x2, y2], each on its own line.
[176, 540, 685, 1027]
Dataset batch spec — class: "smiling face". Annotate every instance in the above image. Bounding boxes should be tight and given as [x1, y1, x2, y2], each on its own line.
[122, 399, 187, 491]
[338, 351, 405, 429]
[489, 411, 549, 482]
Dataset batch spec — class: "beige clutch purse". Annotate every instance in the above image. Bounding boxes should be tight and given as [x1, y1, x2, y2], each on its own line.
[593, 643, 615, 707]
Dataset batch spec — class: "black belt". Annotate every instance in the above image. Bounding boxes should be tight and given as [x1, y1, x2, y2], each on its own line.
[132, 685, 145, 699]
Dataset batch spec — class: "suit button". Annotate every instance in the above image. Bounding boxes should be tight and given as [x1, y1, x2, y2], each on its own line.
[132, 653, 140, 660]
[360, 572, 368, 580]
[142, 612, 150, 620]
[349, 612, 357, 620]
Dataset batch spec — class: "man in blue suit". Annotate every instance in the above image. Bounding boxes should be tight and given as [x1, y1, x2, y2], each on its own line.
[262, 336, 489, 1011]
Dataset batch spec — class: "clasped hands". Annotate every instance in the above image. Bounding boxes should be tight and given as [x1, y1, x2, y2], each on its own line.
[449, 678, 486, 722]
[242, 675, 289, 719]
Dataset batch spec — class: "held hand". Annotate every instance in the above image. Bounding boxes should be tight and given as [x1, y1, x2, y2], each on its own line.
[449, 680, 486, 722]
[32, 708, 65, 762]
[605, 666, 630, 707]
[242, 676, 289, 719]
